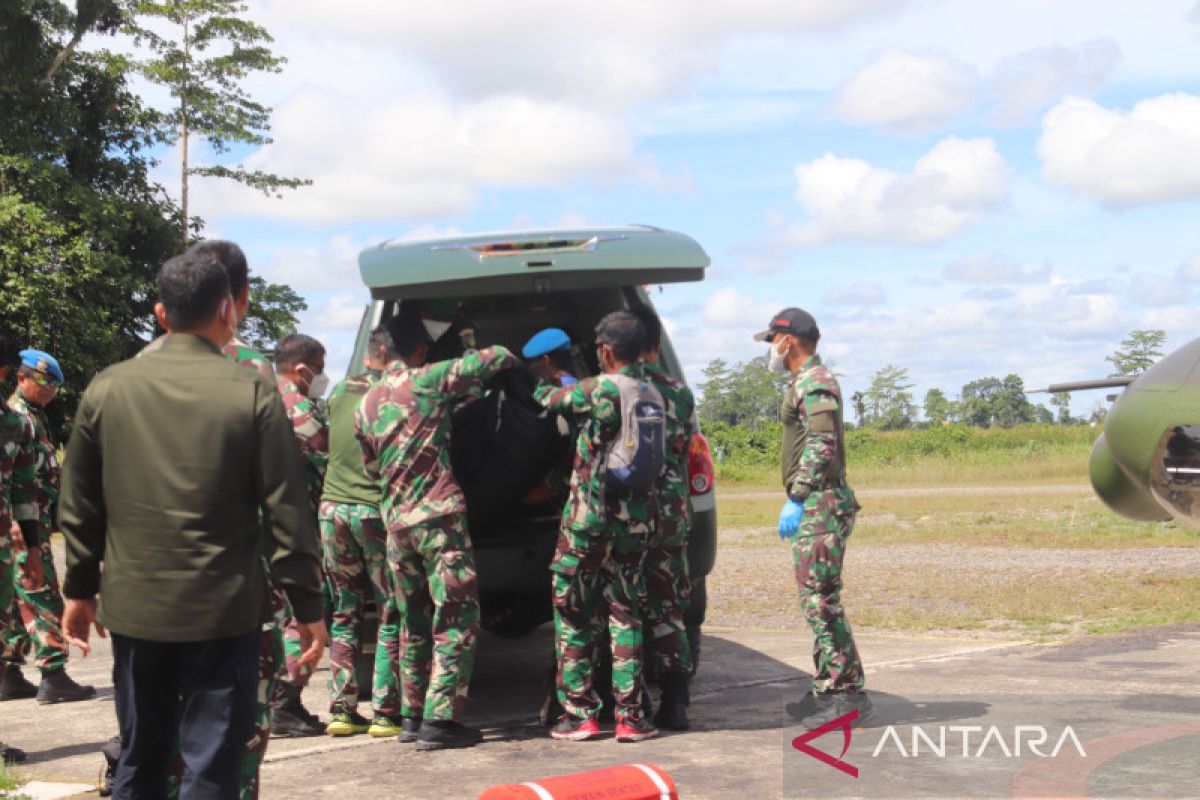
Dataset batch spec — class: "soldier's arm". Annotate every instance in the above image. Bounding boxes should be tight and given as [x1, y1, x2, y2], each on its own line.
[788, 390, 840, 502]
[58, 388, 107, 600]
[9, 421, 41, 544]
[435, 345, 519, 399]
[354, 394, 381, 483]
[292, 396, 329, 477]
[535, 375, 603, 416]
[679, 384, 697, 456]
[254, 379, 324, 624]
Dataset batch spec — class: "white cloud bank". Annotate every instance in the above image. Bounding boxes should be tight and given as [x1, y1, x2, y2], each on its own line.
[988, 40, 1119, 125]
[1038, 93, 1200, 207]
[834, 49, 976, 133]
[789, 136, 1010, 245]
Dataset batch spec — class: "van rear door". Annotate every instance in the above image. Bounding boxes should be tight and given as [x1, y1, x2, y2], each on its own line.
[358, 225, 709, 300]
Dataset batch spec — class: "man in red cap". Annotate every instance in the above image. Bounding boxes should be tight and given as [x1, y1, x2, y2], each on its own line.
[754, 308, 871, 728]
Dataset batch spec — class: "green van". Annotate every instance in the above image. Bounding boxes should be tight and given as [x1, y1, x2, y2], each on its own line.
[349, 225, 717, 653]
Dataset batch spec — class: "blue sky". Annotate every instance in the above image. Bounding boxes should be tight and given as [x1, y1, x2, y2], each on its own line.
[122, 0, 1200, 415]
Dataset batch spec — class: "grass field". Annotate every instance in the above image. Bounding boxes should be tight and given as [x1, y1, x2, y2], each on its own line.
[705, 442, 1200, 641]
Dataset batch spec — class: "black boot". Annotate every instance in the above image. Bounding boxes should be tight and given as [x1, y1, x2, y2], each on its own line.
[99, 735, 122, 797]
[37, 667, 97, 704]
[0, 665, 38, 700]
[270, 683, 324, 738]
[653, 671, 690, 731]
[415, 720, 483, 751]
[1, 741, 26, 764]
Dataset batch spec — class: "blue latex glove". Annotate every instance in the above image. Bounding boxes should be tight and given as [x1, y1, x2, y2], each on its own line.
[778, 499, 805, 539]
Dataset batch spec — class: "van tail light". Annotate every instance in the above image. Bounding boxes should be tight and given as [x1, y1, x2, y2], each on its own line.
[688, 432, 715, 495]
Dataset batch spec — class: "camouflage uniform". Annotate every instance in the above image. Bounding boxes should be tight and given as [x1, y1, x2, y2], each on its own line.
[4, 392, 67, 674]
[641, 365, 695, 677]
[319, 371, 400, 716]
[535, 364, 657, 723]
[0, 401, 34, 669]
[356, 347, 518, 721]
[782, 354, 864, 695]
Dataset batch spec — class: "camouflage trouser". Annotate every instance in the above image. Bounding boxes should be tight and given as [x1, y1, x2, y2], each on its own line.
[0, 527, 14, 664]
[318, 501, 400, 715]
[387, 513, 480, 722]
[6, 531, 68, 672]
[792, 503, 864, 695]
[553, 542, 647, 722]
[642, 506, 692, 677]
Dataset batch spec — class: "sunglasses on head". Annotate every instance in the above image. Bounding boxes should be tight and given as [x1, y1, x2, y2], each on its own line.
[27, 371, 60, 389]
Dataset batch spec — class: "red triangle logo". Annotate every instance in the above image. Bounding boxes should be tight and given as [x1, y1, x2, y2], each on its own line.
[791, 709, 859, 778]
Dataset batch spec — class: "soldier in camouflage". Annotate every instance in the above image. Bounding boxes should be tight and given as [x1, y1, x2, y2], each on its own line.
[271, 333, 331, 738]
[356, 311, 517, 751]
[629, 306, 696, 731]
[536, 311, 659, 744]
[755, 308, 871, 729]
[1, 350, 95, 705]
[0, 336, 31, 764]
[319, 325, 404, 739]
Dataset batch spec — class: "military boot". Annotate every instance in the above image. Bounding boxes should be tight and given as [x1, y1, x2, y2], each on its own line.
[414, 720, 483, 751]
[653, 671, 690, 731]
[37, 668, 97, 704]
[0, 665, 39, 700]
[1, 741, 27, 764]
[270, 683, 324, 738]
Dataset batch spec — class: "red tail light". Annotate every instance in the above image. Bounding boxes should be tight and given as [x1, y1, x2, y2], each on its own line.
[688, 432, 715, 495]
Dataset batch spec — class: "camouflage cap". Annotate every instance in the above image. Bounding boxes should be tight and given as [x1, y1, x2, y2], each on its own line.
[753, 307, 819, 343]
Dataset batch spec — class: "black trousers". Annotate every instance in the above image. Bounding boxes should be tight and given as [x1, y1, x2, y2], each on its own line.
[111, 629, 258, 800]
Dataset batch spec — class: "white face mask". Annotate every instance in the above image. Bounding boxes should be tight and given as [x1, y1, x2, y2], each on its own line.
[767, 341, 791, 373]
[300, 365, 330, 398]
[424, 319, 453, 341]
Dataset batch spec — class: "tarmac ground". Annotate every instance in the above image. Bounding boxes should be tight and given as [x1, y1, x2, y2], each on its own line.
[3, 620, 1199, 799]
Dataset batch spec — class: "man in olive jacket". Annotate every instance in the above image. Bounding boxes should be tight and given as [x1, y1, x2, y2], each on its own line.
[58, 252, 328, 799]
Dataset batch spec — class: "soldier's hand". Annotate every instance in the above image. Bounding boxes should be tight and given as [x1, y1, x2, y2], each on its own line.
[63, 597, 106, 657]
[296, 619, 329, 669]
[778, 499, 805, 539]
[21, 552, 45, 590]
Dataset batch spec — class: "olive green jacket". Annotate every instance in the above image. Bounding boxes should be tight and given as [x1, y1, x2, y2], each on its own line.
[59, 334, 323, 642]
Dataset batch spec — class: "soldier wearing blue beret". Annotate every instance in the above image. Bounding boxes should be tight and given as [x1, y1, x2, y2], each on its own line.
[522, 328, 578, 388]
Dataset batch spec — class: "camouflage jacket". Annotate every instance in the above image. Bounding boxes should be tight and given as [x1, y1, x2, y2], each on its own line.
[225, 335, 276, 381]
[321, 370, 382, 507]
[356, 347, 518, 530]
[7, 392, 59, 527]
[781, 354, 858, 511]
[535, 363, 658, 572]
[643, 363, 695, 521]
[278, 377, 329, 513]
[0, 397, 34, 540]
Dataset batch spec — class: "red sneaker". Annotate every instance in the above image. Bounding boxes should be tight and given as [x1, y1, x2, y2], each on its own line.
[550, 715, 604, 741]
[615, 717, 659, 743]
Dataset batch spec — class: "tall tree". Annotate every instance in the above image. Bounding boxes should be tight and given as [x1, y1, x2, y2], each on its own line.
[1050, 391, 1073, 425]
[959, 377, 1003, 428]
[128, 0, 309, 239]
[923, 387, 952, 426]
[698, 356, 790, 429]
[992, 374, 1035, 428]
[1106, 329, 1166, 377]
[862, 364, 915, 430]
[242, 276, 306, 351]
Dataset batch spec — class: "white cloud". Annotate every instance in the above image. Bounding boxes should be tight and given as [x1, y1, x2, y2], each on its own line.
[1191, 1, 1200, 23]
[989, 39, 1119, 125]
[257, 234, 366, 294]
[789, 137, 1010, 245]
[1038, 93, 1200, 207]
[834, 49, 977, 133]
[262, 0, 909, 109]
[943, 254, 1049, 285]
[301, 294, 370, 334]
[823, 282, 886, 305]
[1178, 254, 1200, 281]
[701, 286, 777, 329]
[189, 90, 650, 223]
[1012, 278, 1128, 339]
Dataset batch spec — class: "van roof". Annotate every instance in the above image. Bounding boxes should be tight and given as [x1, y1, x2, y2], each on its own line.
[358, 225, 709, 298]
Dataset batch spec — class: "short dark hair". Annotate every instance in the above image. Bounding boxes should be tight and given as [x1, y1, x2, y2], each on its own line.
[385, 311, 428, 359]
[275, 333, 325, 370]
[0, 333, 18, 369]
[189, 240, 249, 296]
[595, 311, 646, 364]
[157, 253, 231, 330]
[630, 305, 661, 350]
[368, 324, 399, 361]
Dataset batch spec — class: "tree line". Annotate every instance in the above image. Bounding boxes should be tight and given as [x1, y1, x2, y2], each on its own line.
[2, 1, 307, 433]
[700, 329, 1166, 431]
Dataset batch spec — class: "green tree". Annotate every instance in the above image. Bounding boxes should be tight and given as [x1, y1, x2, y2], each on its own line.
[862, 364, 915, 430]
[992, 374, 1035, 428]
[959, 377, 1001, 427]
[242, 276, 306, 350]
[698, 356, 790, 429]
[923, 387, 952, 426]
[849, 390, 866, 427]
[1050, 391, 1073, 425]
[128, 0, 310, 239]
[1106, 329, 1166, 377]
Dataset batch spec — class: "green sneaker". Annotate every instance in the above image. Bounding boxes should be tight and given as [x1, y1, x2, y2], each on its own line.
[325, 710, 371, 736]
[368, 714, 403, 738]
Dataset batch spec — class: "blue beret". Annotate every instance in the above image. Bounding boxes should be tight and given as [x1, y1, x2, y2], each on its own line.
[522, 328, 572, 359]
[19, 349, 63, 383]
